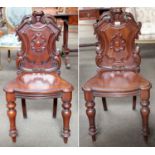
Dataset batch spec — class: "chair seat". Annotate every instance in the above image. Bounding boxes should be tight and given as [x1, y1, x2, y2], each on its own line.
[82, 71, 151, 93]
[0, 33, 21, 47]
[4, 72, 73, 95]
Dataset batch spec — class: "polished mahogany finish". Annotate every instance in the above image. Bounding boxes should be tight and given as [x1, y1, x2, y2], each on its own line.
[4, 11, 73, 143]
[82, 8, 151, 142]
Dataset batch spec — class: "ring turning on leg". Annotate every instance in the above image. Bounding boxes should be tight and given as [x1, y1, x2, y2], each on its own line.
[84, 91, 97, 142]
[61, 92, 72, 143]
[140, 89, 150, 142]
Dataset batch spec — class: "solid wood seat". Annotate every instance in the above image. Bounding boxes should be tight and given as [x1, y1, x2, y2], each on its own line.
[82, 8, 151, 143]
[3, 11, 73, 144]
[4, 72, 73, 95]
[83, 71, 150, 94]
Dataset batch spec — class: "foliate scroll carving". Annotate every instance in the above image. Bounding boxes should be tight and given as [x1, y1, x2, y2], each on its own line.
[94, 8, 141, 71]
[16, 11, 61, 73]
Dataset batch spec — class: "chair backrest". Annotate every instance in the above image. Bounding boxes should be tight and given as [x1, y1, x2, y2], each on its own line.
[94, 8, 142, 72]
[16, 11, 61, 73]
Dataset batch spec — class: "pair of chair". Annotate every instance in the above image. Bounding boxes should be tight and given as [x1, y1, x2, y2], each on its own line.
[3, 8, 151, 143]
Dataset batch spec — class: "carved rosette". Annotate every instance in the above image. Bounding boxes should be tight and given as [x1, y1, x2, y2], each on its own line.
[31, 33, 46, 54]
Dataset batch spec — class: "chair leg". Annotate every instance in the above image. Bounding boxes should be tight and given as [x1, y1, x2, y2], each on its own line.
[102, 97, 108, 111]
[6, 92, 17, 142]
[133, 96, 137, 110]
[53, 98, 57, 118]
[84, 91, 97, 142]
[21, 98, 27, 118]
[140, 88, 150, 142]
[61, 92, 72, 143]
[8, 49, 11, 63]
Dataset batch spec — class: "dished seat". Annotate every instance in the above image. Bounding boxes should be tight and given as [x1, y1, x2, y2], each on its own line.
[82, 71, 151, 94]
[4, 72, 73, 95]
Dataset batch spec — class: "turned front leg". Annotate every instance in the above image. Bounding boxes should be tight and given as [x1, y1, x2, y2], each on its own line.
[84, 91, 97, 142]
[6, 92, 17, 142]
[61, 92, 72, 143]
[140, 89, 150, 142]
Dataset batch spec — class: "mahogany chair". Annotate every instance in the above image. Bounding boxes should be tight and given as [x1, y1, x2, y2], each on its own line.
[3, 11, 73, 143]
[82, 8, 151, 142]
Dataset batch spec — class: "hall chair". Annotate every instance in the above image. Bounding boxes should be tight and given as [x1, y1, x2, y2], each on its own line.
[82, 8, 151, 142]
[4, 11, 73, 143]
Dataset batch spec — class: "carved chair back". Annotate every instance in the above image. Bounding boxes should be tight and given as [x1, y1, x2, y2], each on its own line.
[94, 8, 142, 72]
[16, 11, 61, 73]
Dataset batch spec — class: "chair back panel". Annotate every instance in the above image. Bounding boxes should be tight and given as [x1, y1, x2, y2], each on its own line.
[16, 11, 61, 72]
[94, 8, 141, 71]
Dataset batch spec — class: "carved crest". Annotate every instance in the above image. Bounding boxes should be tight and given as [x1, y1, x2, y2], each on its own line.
[94, 8, 142, 71]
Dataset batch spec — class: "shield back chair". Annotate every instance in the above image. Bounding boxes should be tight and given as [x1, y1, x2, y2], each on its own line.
[82, 8, 151, 142]
[4, 11, 73, 143]
[0, 7, 32, 70]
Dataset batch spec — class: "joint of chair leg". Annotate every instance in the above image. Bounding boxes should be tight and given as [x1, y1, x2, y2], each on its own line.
[88, 128, 97, 136]
[140, 100, 150, 107]
[9, 130, 18, 138]
[85, 100, 95, 108]
[141, 128, 150, 137]
[62, 101, 71, 110]
[61, 129, 71, 138]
